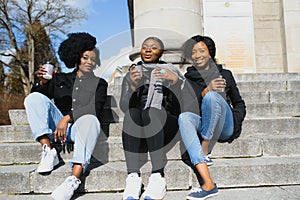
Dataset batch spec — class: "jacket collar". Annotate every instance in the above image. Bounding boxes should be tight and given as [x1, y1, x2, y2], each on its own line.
[185, 64, 223, 81]
[71, 68, 96, 80]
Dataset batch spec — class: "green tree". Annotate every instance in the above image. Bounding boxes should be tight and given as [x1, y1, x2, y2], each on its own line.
[0, 0, 86, 95]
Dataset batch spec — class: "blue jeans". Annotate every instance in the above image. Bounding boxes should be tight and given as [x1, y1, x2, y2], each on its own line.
[24, 92, 100, 169]
[178, 91, 234, 165]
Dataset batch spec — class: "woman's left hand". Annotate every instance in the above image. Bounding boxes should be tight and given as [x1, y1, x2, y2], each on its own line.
[153, 68, 178, 85]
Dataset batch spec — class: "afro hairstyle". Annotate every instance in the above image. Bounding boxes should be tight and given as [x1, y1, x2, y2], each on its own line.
[58, 32, 100, 68]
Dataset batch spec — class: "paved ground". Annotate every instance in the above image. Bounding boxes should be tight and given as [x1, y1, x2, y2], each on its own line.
[1, 185, 299, 200]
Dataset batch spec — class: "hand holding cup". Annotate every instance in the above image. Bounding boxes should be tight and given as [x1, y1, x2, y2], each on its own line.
[42, 62, 55, 80]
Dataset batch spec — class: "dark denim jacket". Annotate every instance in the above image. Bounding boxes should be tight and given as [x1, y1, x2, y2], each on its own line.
[31, 69, 108, 123]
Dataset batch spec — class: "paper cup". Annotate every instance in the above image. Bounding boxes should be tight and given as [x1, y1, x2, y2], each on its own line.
[42, 62, 54, 79]
[135, 65, 143, 77]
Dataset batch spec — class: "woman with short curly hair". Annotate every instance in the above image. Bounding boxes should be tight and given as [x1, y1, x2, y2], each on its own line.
[24, 32, 107, 200]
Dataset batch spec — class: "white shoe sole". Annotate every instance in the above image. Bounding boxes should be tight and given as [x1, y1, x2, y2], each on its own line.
[141, 189, 166, 200]
[50, 192, 60, 200]
[186, 191, 218, 200]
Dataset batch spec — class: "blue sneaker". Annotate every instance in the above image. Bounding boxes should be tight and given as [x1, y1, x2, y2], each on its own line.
[186, 184, 218, 200]
[205, 154, 213, 166]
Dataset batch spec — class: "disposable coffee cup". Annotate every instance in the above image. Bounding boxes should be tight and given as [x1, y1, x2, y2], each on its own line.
[42, 62, 54, 79]
[219, 75, 225, 92]
[135, 65, 143, 77]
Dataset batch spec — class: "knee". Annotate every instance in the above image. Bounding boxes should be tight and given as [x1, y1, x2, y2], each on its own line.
[24, 92, 46, 108]
[202, 91, 219, 105]
[76, 115, 100, 135]
[178, 112, 194, 125]
[78, 114, 99, 125]
[178, 112, 188, 123]
[203, 91, 218, 100]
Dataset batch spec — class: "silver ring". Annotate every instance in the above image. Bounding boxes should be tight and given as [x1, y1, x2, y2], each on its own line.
[160, 69, 166, 74]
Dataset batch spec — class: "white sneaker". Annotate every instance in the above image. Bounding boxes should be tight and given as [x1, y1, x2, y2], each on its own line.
[142, 173, 166, 200]
[123, 173, 143, 200]
[51, 175, 81, 200]
[37, 144, 59, 173]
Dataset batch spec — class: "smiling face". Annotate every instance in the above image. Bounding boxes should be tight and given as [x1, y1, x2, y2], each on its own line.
[191, 41, 211, 69]
[140, 39, 163, 63]
[77, 50, 97, 77]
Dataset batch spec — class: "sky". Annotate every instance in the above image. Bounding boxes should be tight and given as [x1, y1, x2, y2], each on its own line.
[62, 0, 132, 79]
[67, 0, 132, 61]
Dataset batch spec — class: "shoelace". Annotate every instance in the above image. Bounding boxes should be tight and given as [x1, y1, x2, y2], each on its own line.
[40, 146, 50, 159]
[66, 177, 81, 190]
[146, 175, 166, 194]
[190, 187, 202, 193]
[125, 175, 141, 193]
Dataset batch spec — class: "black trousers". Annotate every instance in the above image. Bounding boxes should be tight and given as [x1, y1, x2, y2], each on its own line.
[122, 107, 179, 176]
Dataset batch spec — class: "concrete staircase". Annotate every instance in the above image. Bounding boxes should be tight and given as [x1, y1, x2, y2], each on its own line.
[1, 73, 300, 197]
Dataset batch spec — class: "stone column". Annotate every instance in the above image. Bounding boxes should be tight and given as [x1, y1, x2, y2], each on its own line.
[283, 0, 300, 72]
[132, 0, 203, 63]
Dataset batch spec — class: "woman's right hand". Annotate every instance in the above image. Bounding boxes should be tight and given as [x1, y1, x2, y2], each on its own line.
[129, 64, 142, 90]
[37, 64, 50, 85]
[54, 115, 71, 142]
[208, 77, 226, 91]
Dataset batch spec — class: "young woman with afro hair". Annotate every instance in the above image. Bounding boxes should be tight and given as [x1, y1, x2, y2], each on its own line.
[24, 32, 108, 200]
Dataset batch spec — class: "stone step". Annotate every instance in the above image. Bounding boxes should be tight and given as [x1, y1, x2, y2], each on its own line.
[1, 156, 299, 194]
[110, 117, 300, 136]
[233, 73, 300, 82]
[113, 72, 300, 84]
[241, 90, 300, 104]
[1, 132, 299, 165]
[1, 117, 300, 141]
[8, 74, 300, 125]
[246, 103, 300, 118]
[101, 101, 300, 119]
[115, 106, 300, 120]
[241, 117, 300, 134]
[110, 74, 300, 99]
[237, 80, 300, 92]
[1, 185, 300, 200]
[0, 125, 33, 143]
[111, 80, 300, 98]
[8, 83, 300, 126]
